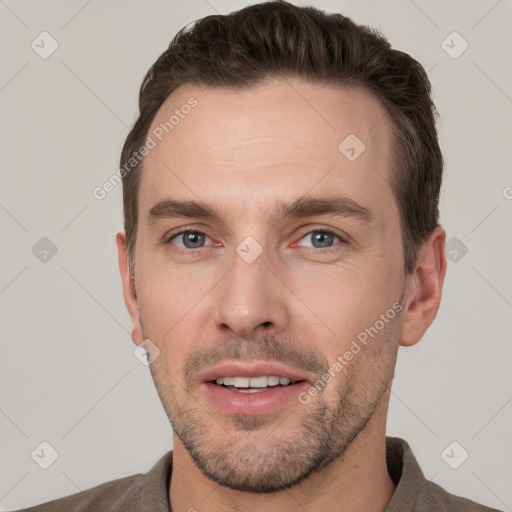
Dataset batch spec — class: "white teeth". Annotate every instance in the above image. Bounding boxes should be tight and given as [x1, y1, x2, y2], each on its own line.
[214, 375, 295, 387]
[233, 377, 250, 388]
[249, 376, 268, 388]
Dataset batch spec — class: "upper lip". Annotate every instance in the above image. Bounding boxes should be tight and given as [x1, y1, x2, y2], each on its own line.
[198, 361, 311, 384]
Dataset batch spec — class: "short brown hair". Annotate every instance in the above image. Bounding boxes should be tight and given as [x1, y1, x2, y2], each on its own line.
[120, 0, 442, 274]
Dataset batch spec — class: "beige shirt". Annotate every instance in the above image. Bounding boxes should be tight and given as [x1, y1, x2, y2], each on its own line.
[12, 437, 501, 511]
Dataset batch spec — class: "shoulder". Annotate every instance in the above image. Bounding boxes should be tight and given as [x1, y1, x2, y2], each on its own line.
[9, 473, 144, 512]
[8, 450, 173, 512]
[385, 437, 503, 512]
[417, 480, 503, 511]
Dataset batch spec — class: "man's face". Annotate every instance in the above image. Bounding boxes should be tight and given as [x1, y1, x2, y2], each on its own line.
[130, 79, 407, 492]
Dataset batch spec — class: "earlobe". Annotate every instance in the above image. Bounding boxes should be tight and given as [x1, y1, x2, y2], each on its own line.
[399, 226, 447, 347]
[116, 230, 144, 346]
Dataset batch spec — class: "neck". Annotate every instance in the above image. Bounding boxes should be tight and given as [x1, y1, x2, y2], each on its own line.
[169, 398, 395, 512]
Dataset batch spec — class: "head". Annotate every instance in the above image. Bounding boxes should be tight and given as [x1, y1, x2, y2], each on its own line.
[116, 0, 446, 494]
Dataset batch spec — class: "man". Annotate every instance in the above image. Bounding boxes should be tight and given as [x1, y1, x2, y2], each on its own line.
[13, 1, 501, 511]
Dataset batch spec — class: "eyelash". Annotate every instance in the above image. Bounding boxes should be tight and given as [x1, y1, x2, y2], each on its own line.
[298, 230, 345, 252]
[166, 229, 215, 252]
[166, 228, 345, 253]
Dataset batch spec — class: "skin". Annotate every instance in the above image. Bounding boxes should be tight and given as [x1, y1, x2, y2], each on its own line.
[117, 78, 446, 512]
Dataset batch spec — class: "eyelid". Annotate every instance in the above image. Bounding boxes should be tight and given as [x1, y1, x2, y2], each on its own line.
[292, 226, 349, 246]
[165, 225, 349, 250]
[166, 228, 215, 247]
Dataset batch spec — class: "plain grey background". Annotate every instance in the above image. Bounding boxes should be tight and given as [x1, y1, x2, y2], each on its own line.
[1, 0, 511, 510]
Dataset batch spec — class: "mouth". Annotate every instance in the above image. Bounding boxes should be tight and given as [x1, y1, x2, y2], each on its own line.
[209, 375, 305, 393]
[199, 362, 312, 415]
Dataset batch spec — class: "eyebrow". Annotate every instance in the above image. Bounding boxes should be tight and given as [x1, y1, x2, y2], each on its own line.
[147, 195, 373, 227]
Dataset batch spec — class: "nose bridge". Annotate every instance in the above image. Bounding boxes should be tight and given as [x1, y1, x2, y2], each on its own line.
[213, 238, 288, 338]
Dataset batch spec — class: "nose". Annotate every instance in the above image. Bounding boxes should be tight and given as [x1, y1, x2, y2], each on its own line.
[212, 246, 290, 339]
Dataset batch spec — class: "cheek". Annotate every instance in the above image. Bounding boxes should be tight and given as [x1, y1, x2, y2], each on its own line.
[288, 259, 401, 352]
[135, 257, 201, 339]
[137, 237, 213, 297]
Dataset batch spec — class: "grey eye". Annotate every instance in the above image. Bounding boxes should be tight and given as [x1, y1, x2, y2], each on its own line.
[298, 231, 340, 249]
[171, 231, 211, 249]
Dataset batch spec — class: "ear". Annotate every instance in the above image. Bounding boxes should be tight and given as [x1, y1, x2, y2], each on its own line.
[116, 230, 144, 346]
[400, 226, 447, 347]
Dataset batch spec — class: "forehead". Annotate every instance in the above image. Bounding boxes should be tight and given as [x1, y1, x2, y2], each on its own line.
[138, 78, 396, 223]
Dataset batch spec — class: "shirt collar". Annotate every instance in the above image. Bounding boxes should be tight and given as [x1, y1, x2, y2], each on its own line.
[134, 437, 425, 511]
[385, 436, 426, 511]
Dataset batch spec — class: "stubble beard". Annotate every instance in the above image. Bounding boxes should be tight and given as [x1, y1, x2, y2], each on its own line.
[145, 309, 401, 493]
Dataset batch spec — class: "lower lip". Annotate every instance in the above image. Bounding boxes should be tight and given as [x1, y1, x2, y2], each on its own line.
[202, 382, 310, 416]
